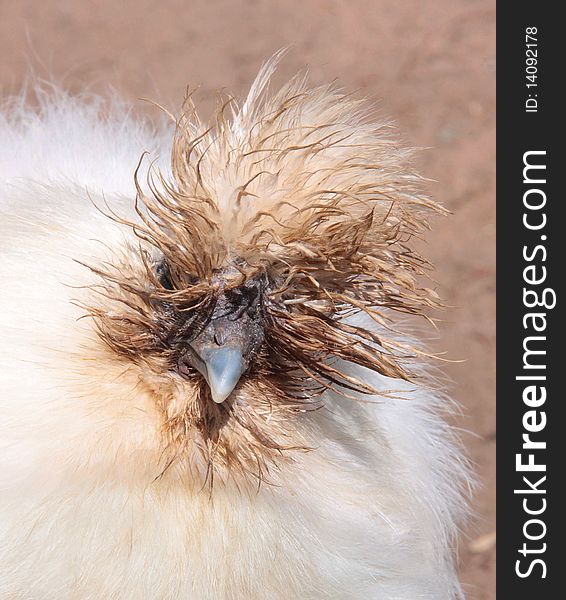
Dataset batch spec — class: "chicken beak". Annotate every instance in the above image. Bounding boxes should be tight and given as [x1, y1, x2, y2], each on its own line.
[199, 346, 246, 404]
[181, 284, 265, 402]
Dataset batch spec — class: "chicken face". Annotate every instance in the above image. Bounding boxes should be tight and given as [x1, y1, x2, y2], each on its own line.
[159, 265, 266, 403]
[82, 70, 445, 485]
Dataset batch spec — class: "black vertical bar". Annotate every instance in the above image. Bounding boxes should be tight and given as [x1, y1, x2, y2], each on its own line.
[498, 2, 564, 596]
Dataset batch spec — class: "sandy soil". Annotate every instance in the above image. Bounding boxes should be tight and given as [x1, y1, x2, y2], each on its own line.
[0, 1, 495, 598]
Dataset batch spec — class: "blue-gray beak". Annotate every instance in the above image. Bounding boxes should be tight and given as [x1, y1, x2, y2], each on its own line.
[197, 346, 247, 404]
[178, 282, 265, 403]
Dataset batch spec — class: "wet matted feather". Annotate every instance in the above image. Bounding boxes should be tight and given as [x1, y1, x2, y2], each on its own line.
[82, 57, 446, 485]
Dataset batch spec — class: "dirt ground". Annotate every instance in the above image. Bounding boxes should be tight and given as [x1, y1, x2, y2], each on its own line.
[0, 1, 495, 598]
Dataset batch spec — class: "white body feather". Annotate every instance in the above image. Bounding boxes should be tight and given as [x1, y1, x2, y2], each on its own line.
[0, 78, 468, 599]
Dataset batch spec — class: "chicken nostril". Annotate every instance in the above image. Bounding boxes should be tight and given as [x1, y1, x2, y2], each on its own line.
[214, 329, 227, 346]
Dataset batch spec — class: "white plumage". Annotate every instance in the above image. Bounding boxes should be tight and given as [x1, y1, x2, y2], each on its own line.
[0, 61, 469, 599]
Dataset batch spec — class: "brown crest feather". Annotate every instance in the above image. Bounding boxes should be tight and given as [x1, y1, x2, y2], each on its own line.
[82, 63, 445, 486]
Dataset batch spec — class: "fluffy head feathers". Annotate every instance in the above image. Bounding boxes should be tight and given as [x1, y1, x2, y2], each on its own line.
[81, 57, 445, 484]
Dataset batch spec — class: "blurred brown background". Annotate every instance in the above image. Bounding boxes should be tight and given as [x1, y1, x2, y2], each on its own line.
[0, 1, 495, 598]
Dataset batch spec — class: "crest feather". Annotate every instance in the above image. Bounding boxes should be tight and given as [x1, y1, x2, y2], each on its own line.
[83, 61, 447, 482]
[132, 60, 445, 314]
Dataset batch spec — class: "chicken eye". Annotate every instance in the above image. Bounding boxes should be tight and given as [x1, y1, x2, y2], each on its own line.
[156, 260, 175, 291]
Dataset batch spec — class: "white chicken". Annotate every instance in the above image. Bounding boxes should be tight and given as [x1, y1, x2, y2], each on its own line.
[0, 57, 469, 599]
